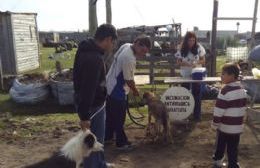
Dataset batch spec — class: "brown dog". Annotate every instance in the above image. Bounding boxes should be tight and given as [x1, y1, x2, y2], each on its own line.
[143, 91, 172, 143]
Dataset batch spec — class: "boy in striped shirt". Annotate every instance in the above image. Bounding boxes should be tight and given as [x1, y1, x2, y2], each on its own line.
[212, 63, 247, 168]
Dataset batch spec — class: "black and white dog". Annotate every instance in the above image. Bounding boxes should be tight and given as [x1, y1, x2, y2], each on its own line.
[61, 129, 103, 168]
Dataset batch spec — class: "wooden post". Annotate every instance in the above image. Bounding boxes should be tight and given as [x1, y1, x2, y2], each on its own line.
[106, 0, 112, 24]
[251, 0, 258, 48]
[169, 58, 175, 76]
[89, 0, 98, 36]
[0, 55, 4, 90]
[249, 0, 259, 71]
[210, 0, 218, 76]
[149, 58, 154, 84]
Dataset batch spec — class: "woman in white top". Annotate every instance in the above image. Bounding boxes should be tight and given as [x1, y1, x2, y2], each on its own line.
[175, 31, 206, 121]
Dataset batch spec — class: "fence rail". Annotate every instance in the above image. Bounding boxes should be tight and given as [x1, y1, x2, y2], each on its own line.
[136, 55, 177, 84]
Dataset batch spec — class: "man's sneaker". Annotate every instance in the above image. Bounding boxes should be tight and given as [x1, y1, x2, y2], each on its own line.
[106, 162, 116, 168]
[213, 159, 227, 168]
[116, 142, 133, 151]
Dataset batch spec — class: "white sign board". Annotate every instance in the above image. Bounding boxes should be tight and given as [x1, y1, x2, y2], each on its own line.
[134, 75, 150, 85]
[161, 87, 195, 121]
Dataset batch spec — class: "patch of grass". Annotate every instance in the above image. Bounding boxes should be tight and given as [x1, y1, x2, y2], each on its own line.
[34, 47, 77, 73]
[0, 121, 6, 129]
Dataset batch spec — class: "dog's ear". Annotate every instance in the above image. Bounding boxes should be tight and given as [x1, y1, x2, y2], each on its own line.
[143, 91, 155, 101]
[84, 134, 95, 148]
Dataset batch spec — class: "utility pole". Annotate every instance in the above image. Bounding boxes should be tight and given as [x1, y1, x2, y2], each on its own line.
[211, 0, 257, 75]
[106, 0, 112, 24]
[249, 0, 258, 71]
[210, 0, 218, 76]
[89, 0, 98, 36]
[0, 55, 4, 90]
[251, 0, 258, 48]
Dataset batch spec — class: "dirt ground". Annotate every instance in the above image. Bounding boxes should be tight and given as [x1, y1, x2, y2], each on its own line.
[1, 101, 260, 168]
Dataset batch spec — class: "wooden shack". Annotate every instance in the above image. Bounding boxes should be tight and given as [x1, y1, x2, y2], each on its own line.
[0, 11, 40, 75]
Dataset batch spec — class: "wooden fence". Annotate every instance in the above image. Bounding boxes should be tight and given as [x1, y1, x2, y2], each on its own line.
[135, 56, 177, 84]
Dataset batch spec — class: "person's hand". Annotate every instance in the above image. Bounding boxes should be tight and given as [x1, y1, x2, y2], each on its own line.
[181, 60, 192, 67]
[192, 63, 197, 68]
[80, 120, 91, 131]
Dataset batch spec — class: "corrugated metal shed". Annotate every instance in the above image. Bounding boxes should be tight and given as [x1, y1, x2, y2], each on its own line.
[0, 11, 40, 75]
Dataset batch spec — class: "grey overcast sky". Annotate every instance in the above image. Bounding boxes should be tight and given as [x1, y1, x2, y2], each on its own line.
[1, 0, 259, 33]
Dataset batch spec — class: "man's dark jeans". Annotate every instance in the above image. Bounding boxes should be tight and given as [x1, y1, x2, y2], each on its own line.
[105, 96, 129, 147]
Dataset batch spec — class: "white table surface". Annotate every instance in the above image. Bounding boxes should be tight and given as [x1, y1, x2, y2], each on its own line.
[164, 76, 256, 84]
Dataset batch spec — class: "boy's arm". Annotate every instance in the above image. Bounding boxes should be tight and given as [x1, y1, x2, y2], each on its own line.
[122, 59, 139, 96]
[212, 93, 228, 129]
[125, 80, 139, 96]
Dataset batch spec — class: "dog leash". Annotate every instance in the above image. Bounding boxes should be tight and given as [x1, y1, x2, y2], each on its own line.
[131, 96, 145, 118]
[126, 95, 145, 128]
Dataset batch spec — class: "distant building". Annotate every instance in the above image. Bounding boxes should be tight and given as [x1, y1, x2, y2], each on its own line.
[194, 29, 237, 39]
[235, 31, 251, 40]
[193, 27, 252, 50]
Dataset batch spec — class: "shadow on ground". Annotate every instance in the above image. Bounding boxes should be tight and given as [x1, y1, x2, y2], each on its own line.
[25, 152, 75, 168]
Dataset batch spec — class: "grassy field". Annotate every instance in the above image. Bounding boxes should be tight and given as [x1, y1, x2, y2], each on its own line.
[37, 47, 226, 74]
[0, 47, 229, 138]
[37, 47, 77, 72]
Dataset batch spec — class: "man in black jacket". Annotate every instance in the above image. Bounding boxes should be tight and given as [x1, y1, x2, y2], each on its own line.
[73, 24, 117, 168]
